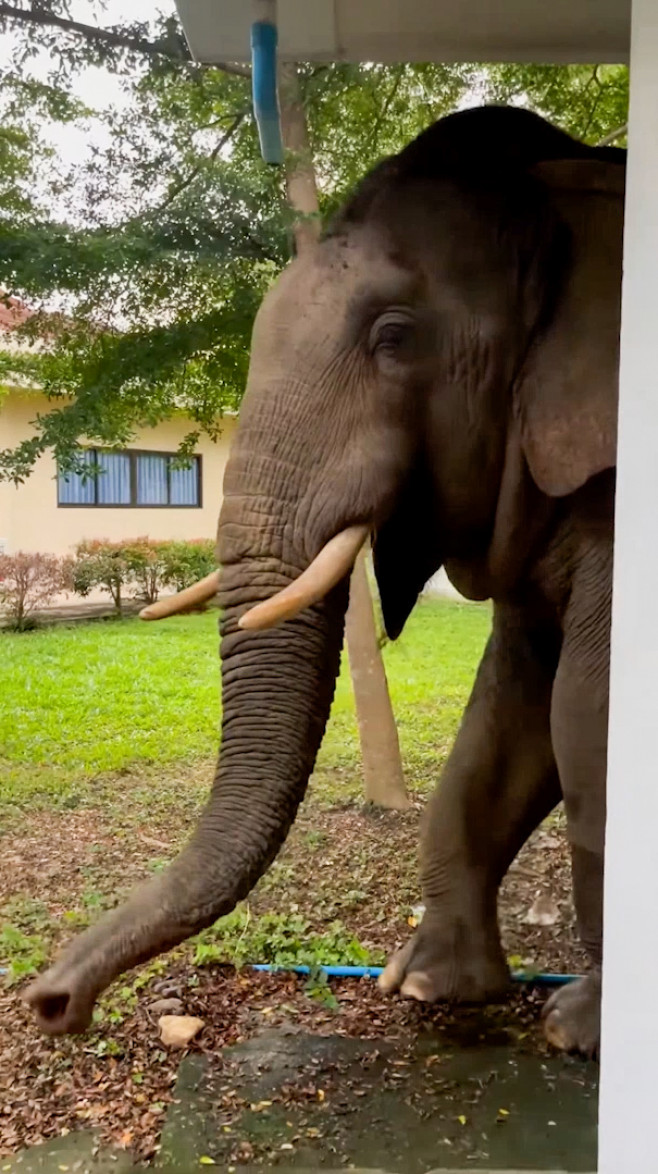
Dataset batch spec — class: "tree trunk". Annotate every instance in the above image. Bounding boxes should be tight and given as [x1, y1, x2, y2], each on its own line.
[278, 63, 321, 254]
[278, 63, 409, 810]
[345, 549, 409, 809]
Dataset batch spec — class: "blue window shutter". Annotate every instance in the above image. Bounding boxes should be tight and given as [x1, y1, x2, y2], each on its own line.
[96, 452, 131, 505]
[136, 453, 168, 505]
[58, 450, 95, 504]
[170, 458, 200, 506]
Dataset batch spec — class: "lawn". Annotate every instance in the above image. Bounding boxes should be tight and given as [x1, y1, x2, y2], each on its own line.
[0, 597, 491, 814]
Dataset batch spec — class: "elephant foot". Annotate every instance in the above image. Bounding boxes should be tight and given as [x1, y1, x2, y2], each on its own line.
[542, 970, 601, 1058]
[378, 917, 511, 1004]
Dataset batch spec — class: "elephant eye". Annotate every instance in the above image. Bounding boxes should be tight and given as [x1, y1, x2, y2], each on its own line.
[377, 323, 408, 351]
[370, 310, 415, 359]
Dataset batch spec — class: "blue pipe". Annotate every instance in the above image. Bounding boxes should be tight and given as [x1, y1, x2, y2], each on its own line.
[252, 963, 578, 987]
[0, 963, 575, 986]
[251, 19, 284, 165]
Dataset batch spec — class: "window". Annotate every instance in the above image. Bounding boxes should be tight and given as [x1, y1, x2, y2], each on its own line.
[57, 449, 202, 508]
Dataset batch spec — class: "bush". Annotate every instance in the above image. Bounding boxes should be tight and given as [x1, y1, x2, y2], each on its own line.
[160, 538, 216, 592]
[0, 551, 71, 630]
[69, 537, 217, 615]
[122, 538, 168, 605]
[71, 539, 132, 615]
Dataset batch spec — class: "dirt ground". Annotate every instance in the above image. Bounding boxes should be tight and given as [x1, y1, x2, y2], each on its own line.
[0, 786, 587, 1163]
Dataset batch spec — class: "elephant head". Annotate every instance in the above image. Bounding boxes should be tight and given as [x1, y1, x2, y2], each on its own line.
[26, 105, 624, 1034]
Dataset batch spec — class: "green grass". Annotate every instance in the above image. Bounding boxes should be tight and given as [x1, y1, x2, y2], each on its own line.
[0, 598, 491, 814]
[322, 597, 491, 795]
[0, 598, 491, 985]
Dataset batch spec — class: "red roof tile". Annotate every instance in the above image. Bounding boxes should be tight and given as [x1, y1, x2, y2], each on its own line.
[0, 296, 31, 331]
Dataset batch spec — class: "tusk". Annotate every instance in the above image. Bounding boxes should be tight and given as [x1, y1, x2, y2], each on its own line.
[139, 570, 220, 621]
[238, 524, 369, 632]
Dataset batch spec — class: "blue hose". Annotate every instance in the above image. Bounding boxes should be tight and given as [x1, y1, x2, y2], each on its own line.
[251, 20, 284, 165]
[0, 963, 575, 986]
[252, 963, 577, 987]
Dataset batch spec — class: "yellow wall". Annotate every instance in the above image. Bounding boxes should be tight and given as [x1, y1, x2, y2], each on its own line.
[0, 392, 237, 557]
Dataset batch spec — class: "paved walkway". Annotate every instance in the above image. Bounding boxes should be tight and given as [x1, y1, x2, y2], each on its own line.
[1, 598, 149, 628]
[3, 1025, 598, 1172]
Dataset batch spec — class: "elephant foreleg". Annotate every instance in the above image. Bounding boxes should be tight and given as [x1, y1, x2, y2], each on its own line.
[380, 600, 562, 1002]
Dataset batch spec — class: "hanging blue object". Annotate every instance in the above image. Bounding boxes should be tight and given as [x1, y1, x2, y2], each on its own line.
[251, 19, 284, 165]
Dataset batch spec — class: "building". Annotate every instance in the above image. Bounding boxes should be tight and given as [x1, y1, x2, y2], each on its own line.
[0, 390, 236, 559]
[0, 301, 236, 560]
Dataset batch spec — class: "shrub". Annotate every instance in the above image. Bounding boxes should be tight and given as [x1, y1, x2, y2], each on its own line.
[160, 538, 216, 592]
[69, 537, 217, 614]
[122, 538, 168, 605]
[0, 551, 70, 630]
[71, 539, 132, 616]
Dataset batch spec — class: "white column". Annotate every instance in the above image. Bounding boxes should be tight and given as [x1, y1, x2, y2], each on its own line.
[598, 2, 658, 1170]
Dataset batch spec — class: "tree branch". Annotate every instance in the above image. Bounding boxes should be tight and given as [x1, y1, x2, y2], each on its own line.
[597, 123, 628, 147]
[367, 70, 403, 151]
[154, 110, 248, 215]
[0, 2, 251, 79]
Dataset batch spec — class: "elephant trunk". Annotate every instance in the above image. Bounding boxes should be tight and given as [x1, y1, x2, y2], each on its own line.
[26, 563, 348, 1035]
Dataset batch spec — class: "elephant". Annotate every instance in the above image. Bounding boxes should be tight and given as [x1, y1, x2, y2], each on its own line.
[26, 104, 624, 1057]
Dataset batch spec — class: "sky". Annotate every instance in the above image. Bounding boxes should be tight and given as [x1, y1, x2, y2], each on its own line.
[2, 0, 176, 173]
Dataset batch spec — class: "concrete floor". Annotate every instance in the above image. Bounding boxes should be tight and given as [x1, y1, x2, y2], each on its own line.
[160, 1026, 598, 1172]
[3, 1025, 598, 1173]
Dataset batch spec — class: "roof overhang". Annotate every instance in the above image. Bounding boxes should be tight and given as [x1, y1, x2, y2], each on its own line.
[175, 0, 630, 65]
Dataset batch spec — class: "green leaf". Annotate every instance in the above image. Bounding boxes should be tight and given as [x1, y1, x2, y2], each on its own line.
[0, 8, 627, 478]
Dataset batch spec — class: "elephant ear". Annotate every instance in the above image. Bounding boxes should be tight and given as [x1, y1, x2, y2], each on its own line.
[516, 158, 625, 498]
[372, 464, 442, 640]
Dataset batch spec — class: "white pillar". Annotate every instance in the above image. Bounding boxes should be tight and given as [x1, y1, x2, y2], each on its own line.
[598, 2, 658, 1170]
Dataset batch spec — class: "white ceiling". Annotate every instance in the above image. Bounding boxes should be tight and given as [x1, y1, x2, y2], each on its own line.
[175, 0, 630, 65]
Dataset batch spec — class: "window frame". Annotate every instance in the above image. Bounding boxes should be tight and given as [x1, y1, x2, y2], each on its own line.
[57, 447, 203, 509]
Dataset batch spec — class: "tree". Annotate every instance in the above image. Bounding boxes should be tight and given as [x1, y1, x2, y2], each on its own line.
[484, 63, 628, 145]
[0, 3, 477, 480]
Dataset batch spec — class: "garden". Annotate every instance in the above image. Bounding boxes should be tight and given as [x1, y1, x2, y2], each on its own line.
[0, 598, 584, 1160]
[0, 539, 217, 630]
